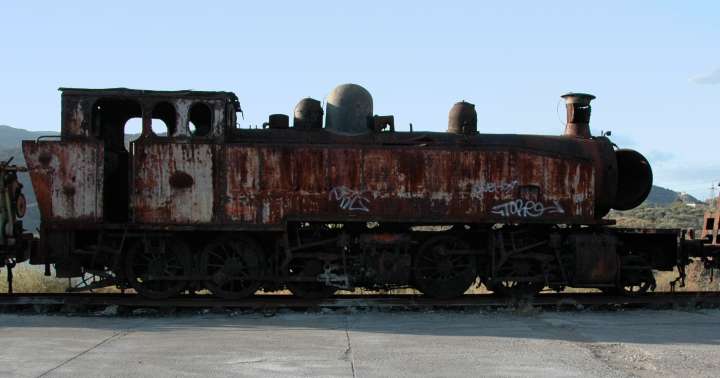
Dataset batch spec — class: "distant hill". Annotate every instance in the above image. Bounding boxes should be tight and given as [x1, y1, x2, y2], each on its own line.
[0, 125, 139, 163]
[646, 185, 702, 205]
[609, 202, 707, 230]
[0, 125, 58, 150]
[610, 186, 706, 229]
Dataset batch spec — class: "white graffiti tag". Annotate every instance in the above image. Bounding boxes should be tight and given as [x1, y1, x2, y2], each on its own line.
[472, 180, 519, 195]
[329, 186, 371, 212]
[490, 199, 565, 217]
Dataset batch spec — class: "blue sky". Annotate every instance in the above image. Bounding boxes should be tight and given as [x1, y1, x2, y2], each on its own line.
[1, 1, 719, 198]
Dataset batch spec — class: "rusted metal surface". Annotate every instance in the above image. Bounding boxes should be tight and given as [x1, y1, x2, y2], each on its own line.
[447, 101, 478, 134]
[266, 114, 289, 129]
[700, 211, 720, 245]
[23, 87, 625, 229]
[24, 137, 610, 228]
[561, 93, 595, 138]
[613, 228, 681, 271]
[227, 131, 618, 221]
[1, 160, 29, 262]
[59, 87, 240, 138]
[20, 86, 704, 301]
[22, 140, 103, 221]
[293, 97, 323, 129]
[133, 141, 214, 223]
[222, 143, 597, 225]
[569, 234, 618, 284]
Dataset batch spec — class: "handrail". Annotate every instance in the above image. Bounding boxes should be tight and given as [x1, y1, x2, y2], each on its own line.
[35, 135, 61, 142]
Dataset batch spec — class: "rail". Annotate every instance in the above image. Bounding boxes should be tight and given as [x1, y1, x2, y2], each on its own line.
[1, 292, 719, 311]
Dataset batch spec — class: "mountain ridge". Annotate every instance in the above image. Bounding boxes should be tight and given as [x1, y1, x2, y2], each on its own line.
[646, 185, 702, 205]
[0, 125, 59, 150]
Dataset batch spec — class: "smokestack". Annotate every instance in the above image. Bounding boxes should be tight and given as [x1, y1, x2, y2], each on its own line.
[561, 93, 595, 138]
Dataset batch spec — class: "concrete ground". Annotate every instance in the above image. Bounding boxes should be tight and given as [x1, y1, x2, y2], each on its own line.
[1, 308, 719, 377]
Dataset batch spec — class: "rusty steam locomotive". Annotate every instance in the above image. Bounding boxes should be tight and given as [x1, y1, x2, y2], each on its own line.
[0, 84, 713, 299]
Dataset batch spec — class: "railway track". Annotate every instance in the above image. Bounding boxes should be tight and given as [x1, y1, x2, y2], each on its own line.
[1, 292, 719, 311]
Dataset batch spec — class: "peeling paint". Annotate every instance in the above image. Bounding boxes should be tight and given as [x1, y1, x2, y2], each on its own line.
[224, 145, 597, 224]
[22, 140, 103, 221]
[133, 142, 213, 223]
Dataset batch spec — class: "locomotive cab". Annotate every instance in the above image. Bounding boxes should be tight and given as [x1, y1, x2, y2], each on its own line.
[23, 88, 240, 224]
[22, 88, 240, 273]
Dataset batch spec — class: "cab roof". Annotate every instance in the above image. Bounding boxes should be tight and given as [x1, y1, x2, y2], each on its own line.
[59, 87, 241, 111]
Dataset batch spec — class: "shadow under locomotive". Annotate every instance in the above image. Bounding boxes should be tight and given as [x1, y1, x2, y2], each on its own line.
[2, 311, 719, 347]
[2, 84, 718, 300]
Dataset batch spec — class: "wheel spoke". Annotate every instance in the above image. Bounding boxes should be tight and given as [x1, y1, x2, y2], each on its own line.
[413, 237, 477, 299]
[203, 237, 263, 299]
[125, 236, 187, 299]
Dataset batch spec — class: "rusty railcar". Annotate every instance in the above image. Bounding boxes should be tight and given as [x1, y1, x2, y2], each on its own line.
[0, 160, 32, 292]
[11, 84, 686, 299]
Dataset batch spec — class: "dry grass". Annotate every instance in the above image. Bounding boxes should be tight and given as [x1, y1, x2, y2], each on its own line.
[655, 260, 720, 292]
[2, 260, 718, 295]
[0, 265, 69, 293]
